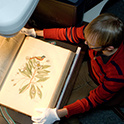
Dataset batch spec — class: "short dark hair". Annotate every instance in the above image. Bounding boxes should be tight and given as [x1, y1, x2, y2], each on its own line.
[84, 13, 124, 48]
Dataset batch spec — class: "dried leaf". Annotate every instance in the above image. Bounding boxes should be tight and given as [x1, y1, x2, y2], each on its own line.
[35, 73, 48, 78]
[30, 84, 36, 99]
[26, 63, 32, 76]
[33, 58, 36, 63]
[19, 69, 31, 78]
[41, 65, 51, 69]
[19, 84, 29, 94]
[28, 60, 33, 71]
[29, 59, 35, 69]
[37, 86, 42, 99]
[37, 77, 49, 82]
[37, 70, 50, 74]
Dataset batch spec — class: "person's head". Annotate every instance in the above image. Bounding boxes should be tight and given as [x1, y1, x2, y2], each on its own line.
[84, 13, 124, 51]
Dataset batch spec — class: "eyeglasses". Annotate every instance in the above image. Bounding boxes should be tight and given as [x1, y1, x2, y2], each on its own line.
[85, 41, 102, 50]
[85, 40, 106, 50]
[88, 46, 103, 50]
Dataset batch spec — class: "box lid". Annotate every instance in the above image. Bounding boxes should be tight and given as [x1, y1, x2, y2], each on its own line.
[0, 0, 39, 37]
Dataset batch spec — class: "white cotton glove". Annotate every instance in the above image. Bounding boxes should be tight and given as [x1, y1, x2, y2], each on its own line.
[20, 27, 36, 37]
[31, 108, 60, 124]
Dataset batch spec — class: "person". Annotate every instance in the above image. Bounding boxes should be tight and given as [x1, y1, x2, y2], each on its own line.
[24, 13, 124, 124]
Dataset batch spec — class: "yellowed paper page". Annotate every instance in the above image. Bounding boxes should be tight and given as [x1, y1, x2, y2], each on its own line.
[0, 33, 25, 86]
[0, 37, 75, 116]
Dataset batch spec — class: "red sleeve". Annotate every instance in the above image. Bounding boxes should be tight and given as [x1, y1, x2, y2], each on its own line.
[43, 25, 86, 43]
[64, 98, 90, 118]
[63, 86, 114, 118]
[64, 81, 124, 118]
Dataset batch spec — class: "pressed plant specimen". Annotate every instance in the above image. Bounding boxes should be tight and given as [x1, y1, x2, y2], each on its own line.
[12, 55, 51, 99]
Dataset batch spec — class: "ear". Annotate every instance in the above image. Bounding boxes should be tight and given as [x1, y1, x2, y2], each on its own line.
[106, 46, 115, 51]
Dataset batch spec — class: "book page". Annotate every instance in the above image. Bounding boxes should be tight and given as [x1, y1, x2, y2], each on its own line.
[0, 37, 75, 116]
[0, 33, 25, 86]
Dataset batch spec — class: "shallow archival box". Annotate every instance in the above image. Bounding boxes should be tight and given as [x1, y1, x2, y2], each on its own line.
[0, 33, 81, 116]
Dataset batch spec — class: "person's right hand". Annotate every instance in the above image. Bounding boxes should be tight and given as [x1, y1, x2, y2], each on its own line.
[31, 108, 60, 124]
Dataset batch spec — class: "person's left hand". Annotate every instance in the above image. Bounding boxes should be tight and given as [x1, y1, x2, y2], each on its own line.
[31, 108, 60, 124]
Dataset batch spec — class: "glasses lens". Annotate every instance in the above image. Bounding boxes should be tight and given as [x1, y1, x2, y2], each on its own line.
[89, 46, 102, 49]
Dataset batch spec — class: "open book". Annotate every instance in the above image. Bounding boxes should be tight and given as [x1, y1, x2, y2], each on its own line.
[0, 33, 80, 117]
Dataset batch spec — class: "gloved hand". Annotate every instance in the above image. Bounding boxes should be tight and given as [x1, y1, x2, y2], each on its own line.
[31, 108, 60, 124]
[20, 27, 36, 37]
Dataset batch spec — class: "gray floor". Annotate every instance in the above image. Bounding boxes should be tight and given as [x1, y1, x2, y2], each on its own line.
[83, 0, 108, 22]
[79, 107, 124, 124]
